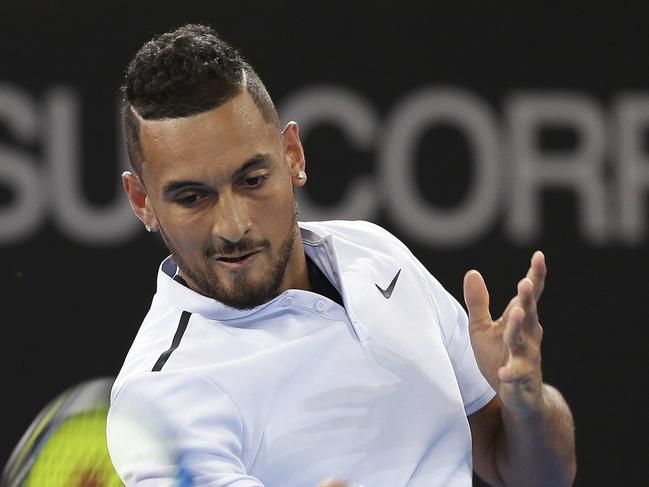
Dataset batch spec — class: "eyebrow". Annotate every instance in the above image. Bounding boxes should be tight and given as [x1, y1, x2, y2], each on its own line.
[232, 153, 272, 180]
[162, 153, 272, 195]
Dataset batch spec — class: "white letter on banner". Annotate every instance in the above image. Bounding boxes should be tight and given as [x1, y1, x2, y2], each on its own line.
[0, 84, 44, 243]
[506, 93, 608, 243]
[45, 88, 138, 244]
[279, 86, 379, 221]
[378, 87, 500, 246]
[615, 95, 649, 243]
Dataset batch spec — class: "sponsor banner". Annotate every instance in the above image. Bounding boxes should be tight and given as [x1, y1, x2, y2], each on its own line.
[1, 2, 646, 485]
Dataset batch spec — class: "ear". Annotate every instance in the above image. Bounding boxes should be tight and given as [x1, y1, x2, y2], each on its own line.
[281, 121, 307, 186]
[122, 171, 159, 232]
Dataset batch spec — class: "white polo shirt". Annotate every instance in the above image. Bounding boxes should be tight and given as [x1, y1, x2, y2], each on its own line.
[107, 220, 494, 487]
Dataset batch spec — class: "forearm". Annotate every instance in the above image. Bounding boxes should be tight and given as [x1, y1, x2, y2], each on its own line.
[494, 384, 576, 487]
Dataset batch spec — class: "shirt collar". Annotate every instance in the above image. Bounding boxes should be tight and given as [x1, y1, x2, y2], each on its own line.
[155, 223, 336, 322]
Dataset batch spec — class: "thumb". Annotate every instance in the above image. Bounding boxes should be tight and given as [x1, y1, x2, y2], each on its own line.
[463, 270, 492, 328]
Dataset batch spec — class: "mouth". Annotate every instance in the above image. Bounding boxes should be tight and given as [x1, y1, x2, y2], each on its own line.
[213, 249, 262, 269]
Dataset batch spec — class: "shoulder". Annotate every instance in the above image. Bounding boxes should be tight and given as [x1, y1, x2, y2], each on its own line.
[111, 304, 188, 401]
[300, 219, 413, 255]
[301, 219, 394, 237]
[301, 220, 455, 296]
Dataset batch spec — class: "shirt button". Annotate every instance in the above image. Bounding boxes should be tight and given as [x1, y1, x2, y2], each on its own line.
[281, 296, 294, 306]
[316, 300, 326, 312]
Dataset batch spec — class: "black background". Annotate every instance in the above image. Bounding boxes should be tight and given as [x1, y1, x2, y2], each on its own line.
[1, 2, 647, 485]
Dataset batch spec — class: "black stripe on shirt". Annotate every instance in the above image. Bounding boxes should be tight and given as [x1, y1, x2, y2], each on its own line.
[152, 311, 192, 372]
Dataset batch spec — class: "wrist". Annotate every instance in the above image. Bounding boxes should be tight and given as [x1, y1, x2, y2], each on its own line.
[500, 383, 547, 423]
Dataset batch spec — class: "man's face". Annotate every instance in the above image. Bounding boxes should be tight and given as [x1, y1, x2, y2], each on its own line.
[133, 91, 306, 309]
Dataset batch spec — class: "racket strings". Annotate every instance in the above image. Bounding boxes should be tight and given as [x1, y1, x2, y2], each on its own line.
[23, 409, 123, 487]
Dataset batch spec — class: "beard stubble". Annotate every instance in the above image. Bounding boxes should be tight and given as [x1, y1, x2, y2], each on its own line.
[158, 209, 298, 310]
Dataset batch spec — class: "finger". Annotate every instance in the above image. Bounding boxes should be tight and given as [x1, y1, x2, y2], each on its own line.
[525, 250, 546, 302]
[463, 270, 493, 330]
[517, 277, 538, 332]
[503, 250, 545, 321]
[498, 361, 521, 383]
[503, 305, 526, 356]
[498, 343, 542, 388]
[498, 356, 535, 384]
[502, 295, 519, 323]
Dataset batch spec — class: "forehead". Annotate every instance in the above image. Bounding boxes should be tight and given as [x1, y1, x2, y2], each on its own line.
[138, 91, 280, 181]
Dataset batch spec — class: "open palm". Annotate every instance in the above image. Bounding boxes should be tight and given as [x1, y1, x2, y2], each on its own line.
[463, 251, 546, 415]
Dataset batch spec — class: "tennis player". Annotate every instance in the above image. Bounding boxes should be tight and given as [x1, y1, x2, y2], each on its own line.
[107, 24, 576, 487]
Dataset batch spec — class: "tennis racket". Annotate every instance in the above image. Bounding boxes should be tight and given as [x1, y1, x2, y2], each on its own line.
[2, 376, 364, 487]
[2, 376, 196, 487]
[1, 377, 123, 487]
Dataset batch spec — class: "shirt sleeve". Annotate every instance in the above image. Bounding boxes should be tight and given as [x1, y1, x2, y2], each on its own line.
[107, 371, 263, 487]
[419, 266, 496, 416]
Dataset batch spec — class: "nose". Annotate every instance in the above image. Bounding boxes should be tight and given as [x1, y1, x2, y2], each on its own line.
[211, 190, 250, 244]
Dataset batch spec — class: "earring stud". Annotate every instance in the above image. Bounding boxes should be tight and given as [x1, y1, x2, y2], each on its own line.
[297, 170, 306, 180]
[145, 224, 152, 232]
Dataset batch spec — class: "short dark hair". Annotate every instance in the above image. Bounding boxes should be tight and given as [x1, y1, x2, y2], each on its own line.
[121, 24, 279, 176]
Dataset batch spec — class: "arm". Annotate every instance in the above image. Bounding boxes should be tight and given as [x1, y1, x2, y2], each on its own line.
[464, 252, 577, 487]
[470, 388, 576, 487]
[108, 373, 362, 487]
[107, 373, 263, 487]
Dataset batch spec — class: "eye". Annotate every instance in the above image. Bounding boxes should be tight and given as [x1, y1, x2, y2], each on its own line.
[243, 174, 268, 188]
[176, 192, 205, 206]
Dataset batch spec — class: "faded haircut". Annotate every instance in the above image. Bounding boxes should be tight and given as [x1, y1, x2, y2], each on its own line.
[121, 23, 279, 175]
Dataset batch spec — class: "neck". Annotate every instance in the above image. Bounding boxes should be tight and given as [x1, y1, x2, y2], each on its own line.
[282, 231, 311, 293]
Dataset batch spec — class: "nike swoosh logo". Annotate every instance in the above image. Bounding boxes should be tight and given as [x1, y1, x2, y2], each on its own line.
[375, 269, 401, 299]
